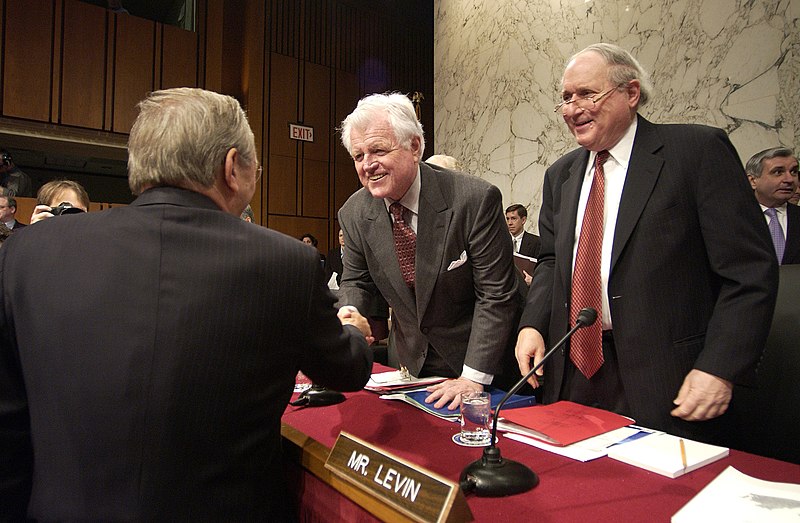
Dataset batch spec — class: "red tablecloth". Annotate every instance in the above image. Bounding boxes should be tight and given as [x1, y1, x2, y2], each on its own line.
[283, 371, 800, 522]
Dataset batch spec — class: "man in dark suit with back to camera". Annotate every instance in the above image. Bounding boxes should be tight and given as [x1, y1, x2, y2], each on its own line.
[515, 43, 777, 442]
[0, 87, 373, 521]
[338, 93, 521, 408]
[746, 147, 800, 265]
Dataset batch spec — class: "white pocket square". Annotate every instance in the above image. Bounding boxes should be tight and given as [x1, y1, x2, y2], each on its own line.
[447, 250, 468, 271]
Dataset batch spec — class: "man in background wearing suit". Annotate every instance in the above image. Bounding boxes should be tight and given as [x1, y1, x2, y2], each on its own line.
[515, 44, 777, 442]
[0, 192, 26, 230]
[0, 87, 373, 521]
[746, 147, 800, 265]
[506, 203, 540, 286]
[338, 93, 520, 408]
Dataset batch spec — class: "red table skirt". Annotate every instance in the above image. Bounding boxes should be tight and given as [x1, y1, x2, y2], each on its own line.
[283, 368, 800, 521]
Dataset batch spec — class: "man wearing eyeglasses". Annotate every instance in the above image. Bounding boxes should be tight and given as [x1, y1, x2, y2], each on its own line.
[515, 43, 777, 443]
[0, 192, 26, 230]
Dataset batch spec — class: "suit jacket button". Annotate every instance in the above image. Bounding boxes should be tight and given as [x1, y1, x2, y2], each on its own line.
[422, 327, 429, 334]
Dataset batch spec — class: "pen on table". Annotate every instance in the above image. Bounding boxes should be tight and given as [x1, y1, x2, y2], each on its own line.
[679, 438, 687, 473]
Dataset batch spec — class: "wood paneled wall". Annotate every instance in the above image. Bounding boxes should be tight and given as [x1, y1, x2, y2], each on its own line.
[252, 0, 434, 253]
[0, 0, 434, 254]
[1, 0, 201, 134]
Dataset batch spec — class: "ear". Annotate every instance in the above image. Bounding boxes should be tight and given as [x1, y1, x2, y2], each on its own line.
[222, 147, 241, 194]
[747, 174, 758, 190]
[409, 135, 422, 162]
[625, 80, 641, 109]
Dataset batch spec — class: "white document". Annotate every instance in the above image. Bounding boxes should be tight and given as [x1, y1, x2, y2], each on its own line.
[607, 432, 728, 478]
[503, 426, 640, 462]
[672, 466, 800, 522]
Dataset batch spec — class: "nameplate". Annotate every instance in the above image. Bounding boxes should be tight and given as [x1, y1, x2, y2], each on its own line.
[325, 432, 472, 523]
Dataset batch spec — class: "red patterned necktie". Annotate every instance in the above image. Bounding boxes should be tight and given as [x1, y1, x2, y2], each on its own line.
[390, 202, 416, 288]
[570, 150, 609, 379]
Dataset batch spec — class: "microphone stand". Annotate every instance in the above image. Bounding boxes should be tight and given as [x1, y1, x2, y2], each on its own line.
[459, 308, 597, 497]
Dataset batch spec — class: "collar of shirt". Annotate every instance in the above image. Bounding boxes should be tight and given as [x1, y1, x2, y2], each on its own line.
[512, 231, 525, 243]
[759, 202, 789, 236]
[384, 165, 421, 233]
[3, 220, 14, 229]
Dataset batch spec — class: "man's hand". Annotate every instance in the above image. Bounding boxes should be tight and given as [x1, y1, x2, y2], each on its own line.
[515, 327, 546, 388]
[337, 306, 374, 344]
[425, 377, 483, 410]
[523, 270, 532, 286]
[30, 205, 55, 224]
[671, 369, 733, 421]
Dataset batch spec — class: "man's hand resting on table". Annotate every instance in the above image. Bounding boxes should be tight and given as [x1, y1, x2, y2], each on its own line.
[424, 377, 483, 410]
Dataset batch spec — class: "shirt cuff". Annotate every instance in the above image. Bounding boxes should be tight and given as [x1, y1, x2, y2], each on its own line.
[461, 365, 493, 386]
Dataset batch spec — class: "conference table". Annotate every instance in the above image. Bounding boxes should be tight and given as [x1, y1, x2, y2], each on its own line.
[282, 365, 800, 522]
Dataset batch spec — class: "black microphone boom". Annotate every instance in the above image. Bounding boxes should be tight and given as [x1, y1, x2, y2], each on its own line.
[459, 307, 597, 497]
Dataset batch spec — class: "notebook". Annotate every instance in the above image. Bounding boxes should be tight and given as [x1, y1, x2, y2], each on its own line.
[607, 432, 729, 478]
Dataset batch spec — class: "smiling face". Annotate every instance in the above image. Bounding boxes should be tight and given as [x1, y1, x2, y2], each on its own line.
[348, 112, 421, 201]
[560, 51, 640, 152]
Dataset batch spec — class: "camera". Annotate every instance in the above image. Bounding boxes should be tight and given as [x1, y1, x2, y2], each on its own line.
[49, 202, 84, 216]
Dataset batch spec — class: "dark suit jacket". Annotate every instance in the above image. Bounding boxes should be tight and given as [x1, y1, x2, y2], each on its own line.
[781, 203, 800, 264]
[325, 245, 344, 285]
[338, 163, 521, 380]
[520, 115, 777, 440]
[0, 187, 372, 521]
[517, 231, 540, 258]
[10, 220, 25, 230]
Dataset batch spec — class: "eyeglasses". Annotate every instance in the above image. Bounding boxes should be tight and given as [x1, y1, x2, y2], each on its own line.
[255, 165, 263, 183]
[554, 85, 622, 113]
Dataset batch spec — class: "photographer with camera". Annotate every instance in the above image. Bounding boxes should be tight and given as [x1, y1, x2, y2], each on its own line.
[30, 179, 90, 224]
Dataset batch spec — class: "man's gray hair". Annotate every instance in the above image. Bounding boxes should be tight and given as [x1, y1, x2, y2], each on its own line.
[745, 147, 796, 178]
[569, 43, 654, 107]
[340, 92, 425, 159]
[128, 88, 256, 195]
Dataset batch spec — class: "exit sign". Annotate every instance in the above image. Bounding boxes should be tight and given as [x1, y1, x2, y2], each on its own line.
[289, 123, 314, 142]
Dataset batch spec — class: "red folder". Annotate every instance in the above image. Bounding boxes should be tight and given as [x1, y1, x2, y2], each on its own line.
[500, 401, 633, 447]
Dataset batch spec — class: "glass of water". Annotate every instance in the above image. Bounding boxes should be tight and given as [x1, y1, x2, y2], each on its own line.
[460, 391, 492, 445]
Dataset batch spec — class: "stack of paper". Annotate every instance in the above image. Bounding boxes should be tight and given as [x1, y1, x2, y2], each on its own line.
[365, 370, 446, 393]
[672, 466, 800, 522]
[607, 432, 728, 478]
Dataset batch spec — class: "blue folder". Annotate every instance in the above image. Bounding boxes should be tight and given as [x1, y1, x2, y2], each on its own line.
[401, 387, 536, 420]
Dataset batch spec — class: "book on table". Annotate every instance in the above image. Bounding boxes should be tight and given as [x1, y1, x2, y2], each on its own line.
[607, 432, 729, 478]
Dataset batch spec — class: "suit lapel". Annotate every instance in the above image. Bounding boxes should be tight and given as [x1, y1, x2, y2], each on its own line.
[784, 204, 800, 264]
[415, 164, 452, 318]
[611, 116, 664, 274]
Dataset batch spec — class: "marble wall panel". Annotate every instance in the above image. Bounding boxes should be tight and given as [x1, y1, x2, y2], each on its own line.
[434, 0, 800, 230]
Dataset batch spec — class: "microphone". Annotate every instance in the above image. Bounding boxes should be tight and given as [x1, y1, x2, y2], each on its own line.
[289, 385, 346, 407]
[459, 307, 597, 497]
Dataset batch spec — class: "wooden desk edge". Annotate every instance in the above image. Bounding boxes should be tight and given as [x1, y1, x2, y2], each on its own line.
[282, 422, 417, 523]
